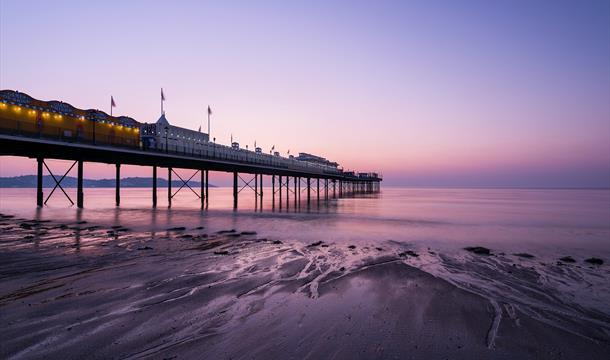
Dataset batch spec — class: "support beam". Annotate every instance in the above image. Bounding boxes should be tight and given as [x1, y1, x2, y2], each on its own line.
[317, 178, 320, 202]
[115, 163, 120, 206]
[43, 161, 75, 206]
[254, 172, 258, 207]
[77, 160, 84, 208]
[294, 176, 297, 205]
[168, 167, 172, 208]
[36, 157, 43, 207]
[152, 166, 157, 208]
[233, 171, 238, 209]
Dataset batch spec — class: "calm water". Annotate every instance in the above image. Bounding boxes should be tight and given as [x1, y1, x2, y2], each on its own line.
[1, 187, 608, 258]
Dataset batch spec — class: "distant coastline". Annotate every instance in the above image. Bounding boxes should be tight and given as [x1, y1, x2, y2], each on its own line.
[0, 175, 214, 188]
[379, 184, 610, 190]
[1, 176, 607, 190]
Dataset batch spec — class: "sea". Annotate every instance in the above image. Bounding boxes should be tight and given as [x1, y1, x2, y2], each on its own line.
[1, 187, 608, 255]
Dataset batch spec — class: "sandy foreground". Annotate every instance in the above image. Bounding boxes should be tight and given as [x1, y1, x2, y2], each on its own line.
[0, 214, 609, 359]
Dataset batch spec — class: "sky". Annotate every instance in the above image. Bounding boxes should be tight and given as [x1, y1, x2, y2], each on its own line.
[0, 0, 609, 187]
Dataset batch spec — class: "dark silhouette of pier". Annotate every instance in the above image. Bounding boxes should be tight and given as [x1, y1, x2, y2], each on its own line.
[0, 90, 381, 209]
[0, 133, 381, 209]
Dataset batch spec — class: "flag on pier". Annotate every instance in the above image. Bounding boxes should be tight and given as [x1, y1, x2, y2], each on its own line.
[160, 88, 166, 115]
[207, 105, 212, 137]
[110, 96, 116, 116]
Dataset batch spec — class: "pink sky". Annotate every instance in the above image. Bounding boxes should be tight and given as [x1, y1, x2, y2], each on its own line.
[1, 1, 608, 187]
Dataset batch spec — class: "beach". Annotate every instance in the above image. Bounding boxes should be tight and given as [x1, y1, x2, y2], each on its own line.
[1, 188, 609, 359]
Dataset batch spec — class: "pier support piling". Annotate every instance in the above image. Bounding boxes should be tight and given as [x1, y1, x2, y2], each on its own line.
[307, 178, 311, 205]
[152, 166, 157, 208]
[205, 170, 209, 205]
[201, 169, 205, 209]
[168, 167, 172, 208]
[233, 171, 238, 209]
[115, 164, 120, 207]
[286, 176, 289, 209]
[77, 160, 83, 208]
[260, 174, 263, 204]
[254, 173, 258, 207]
[36, 157, 43, 207]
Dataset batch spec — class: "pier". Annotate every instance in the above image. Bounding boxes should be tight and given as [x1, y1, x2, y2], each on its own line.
[0, 93, 381, 209]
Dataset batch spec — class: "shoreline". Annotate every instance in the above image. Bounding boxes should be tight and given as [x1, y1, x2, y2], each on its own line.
[0, 213, 609, 359]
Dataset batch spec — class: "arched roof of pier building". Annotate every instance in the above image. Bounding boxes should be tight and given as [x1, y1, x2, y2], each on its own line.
[0, 89, 139, 128]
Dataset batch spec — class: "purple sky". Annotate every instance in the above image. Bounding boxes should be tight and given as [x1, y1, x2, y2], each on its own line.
[1, 0, 608, 187]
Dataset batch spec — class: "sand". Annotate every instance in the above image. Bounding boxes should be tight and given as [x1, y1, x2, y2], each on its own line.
[0, 215, 609, 359]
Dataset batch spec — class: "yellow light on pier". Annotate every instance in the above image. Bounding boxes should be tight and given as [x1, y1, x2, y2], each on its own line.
[14, 106, 21, 113]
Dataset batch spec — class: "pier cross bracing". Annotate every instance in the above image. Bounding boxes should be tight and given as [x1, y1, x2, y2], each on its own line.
[0, 90, 382, 209]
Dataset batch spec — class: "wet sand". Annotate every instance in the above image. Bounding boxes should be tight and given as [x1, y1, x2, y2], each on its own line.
[1, 214, 609, 359]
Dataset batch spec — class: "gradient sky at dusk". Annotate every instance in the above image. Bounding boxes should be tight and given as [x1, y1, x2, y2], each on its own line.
[1, 0, 608, 187]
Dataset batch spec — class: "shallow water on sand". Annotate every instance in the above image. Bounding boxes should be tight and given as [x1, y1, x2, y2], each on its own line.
[1, 187, 609, 252]
[1, 187, 609, 358]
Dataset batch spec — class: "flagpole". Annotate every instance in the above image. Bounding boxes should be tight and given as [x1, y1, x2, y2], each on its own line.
[111, 97, 112, 116]
[207, 110, 210, 137]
